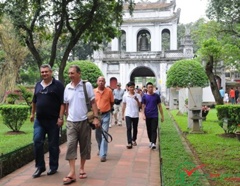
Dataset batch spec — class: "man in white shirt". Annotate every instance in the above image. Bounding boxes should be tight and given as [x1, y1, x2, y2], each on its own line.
[113, 82, 125, 126]
[122, 81, 142, 149]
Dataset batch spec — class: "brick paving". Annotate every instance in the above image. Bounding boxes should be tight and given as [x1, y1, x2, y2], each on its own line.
[0, 112, 161, 186]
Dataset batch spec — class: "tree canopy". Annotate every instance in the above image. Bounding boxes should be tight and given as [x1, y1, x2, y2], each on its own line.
[64, 60, 103, 88]
[0, 0, 134, 83]
[166, 59, 208, 88]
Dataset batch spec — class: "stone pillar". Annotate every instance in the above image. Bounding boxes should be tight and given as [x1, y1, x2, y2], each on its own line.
[178, 88, 188, 114]
[187, 87, 203, 132]
[169, 88, 178, 110]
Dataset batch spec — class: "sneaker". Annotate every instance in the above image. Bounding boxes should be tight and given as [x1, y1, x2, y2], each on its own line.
[109, 124, 112, 128]
[151, 143, 156, 149]
[114, 121, 117, 125]
[132, 141, 137, 146]
[149, 142, 152, 148]
[100, 157, 106, 162]
[126, 144, 132, 149]
[118, 123, 122, 126]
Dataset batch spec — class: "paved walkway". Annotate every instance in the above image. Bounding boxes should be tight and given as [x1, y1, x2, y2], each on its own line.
[0, 112, 161, 186]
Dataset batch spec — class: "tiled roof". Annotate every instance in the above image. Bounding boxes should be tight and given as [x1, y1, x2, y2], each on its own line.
[124, 2, 174, 10]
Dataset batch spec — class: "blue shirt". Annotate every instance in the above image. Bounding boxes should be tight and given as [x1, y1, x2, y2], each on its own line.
[219, 89, 225, 98]
[142, 93, 161, 118]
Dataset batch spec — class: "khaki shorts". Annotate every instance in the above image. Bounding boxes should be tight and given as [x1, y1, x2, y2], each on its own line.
[65, 120, 91, 160]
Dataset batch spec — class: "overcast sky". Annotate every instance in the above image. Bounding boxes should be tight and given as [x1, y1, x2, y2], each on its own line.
[135, 0, 209, 24]
[176, 0, 209, 24]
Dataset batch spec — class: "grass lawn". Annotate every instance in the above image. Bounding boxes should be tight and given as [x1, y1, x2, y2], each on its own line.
[0, 116, 67, 155]
[160, 106, 206, 186]
[169, 108, 240, 186]
[0, 116, 34, 155]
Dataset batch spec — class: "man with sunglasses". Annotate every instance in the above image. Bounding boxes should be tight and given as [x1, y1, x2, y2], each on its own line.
[30, 64, 65, 178]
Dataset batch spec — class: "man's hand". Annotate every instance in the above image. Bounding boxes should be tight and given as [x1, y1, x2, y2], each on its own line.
[57, 118, 64, 127]
[92, 118, 101, 128]
[142, 114, 146, 120]
[30, 114, 34, 122]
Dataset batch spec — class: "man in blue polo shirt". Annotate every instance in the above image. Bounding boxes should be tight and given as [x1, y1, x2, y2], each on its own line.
[30, 64, 65, 178]
[142, 82, 164, 149]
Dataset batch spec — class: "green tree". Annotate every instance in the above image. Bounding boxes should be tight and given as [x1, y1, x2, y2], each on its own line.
[166, 59, 208, 88]
[1, 0, 134, 83]
[64, 60, 103, 88]
[206, 0, 240, 23]
[198, 38, 224, 105]
[190, 19, 240, 104]
[205, 0, 240, 72]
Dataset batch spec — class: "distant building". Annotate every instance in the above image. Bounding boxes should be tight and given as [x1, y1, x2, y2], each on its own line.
[93, 0, 213, 105]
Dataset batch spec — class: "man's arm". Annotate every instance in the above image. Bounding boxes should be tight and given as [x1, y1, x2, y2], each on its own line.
[91, 99, 100, 128]
[57, 104, 65, 127]
[110, 91, 114, 108]
[30, 102, 36, 122]
[121, 102, 126, 121]
[158, 103, 164, 122]
[142, 103, 146, 120]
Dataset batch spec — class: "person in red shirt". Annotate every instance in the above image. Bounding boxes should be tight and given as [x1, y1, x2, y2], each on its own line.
[229, 87, 235, 104]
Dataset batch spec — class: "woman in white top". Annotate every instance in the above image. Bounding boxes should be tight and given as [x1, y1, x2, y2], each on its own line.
[122, 82, 142, 149]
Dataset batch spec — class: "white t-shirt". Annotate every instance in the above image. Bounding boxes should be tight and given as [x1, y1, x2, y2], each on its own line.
[122, 92, 142, 118]
[64, 81, 95, 122]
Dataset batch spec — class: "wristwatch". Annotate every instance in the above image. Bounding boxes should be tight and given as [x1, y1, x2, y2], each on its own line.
[93, 116, 99, 119]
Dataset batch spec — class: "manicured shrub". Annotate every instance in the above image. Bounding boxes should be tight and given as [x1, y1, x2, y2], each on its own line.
[18, 85, 33, 106]
[6, 92, 20, 104]
[0, 105, 29, 132]
[216, 105, 240, 133]
[64, 60, 103, 87]
[166, 59, 208, 88]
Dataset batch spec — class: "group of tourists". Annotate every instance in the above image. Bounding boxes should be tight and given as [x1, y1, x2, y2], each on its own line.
[30, 64, 164, 185]
[219, 86, 239, 104]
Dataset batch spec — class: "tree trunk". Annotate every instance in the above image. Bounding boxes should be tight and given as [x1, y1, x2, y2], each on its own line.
[205, 56, 223, 105]
[0, 18, 29, 103]
[0, 62, 19, 103]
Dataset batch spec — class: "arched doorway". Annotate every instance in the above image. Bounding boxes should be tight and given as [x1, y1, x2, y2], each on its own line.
[130, 66, 156, 88]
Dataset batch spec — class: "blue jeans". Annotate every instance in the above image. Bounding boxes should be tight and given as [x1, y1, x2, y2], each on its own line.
[125, 116, 139, 144]
[95, 112, 110, 158]
[33, 118, 59, 170]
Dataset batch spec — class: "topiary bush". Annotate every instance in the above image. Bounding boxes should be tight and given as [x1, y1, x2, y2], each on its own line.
[166, 59, 209, 88]
[64, 60, 103, 87]
[216, 105, 240, 133]
[17, 85, 33, 106]
[6, 92, 20, 104]
[0, 105, 29, 132]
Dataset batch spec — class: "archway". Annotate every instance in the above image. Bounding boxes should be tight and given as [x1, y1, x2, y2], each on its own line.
[130, 66, 156, 88]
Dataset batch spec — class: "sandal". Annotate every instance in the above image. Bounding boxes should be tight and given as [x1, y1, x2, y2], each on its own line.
[79, 172, 87, 179]
[63, 176, 76, 185]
